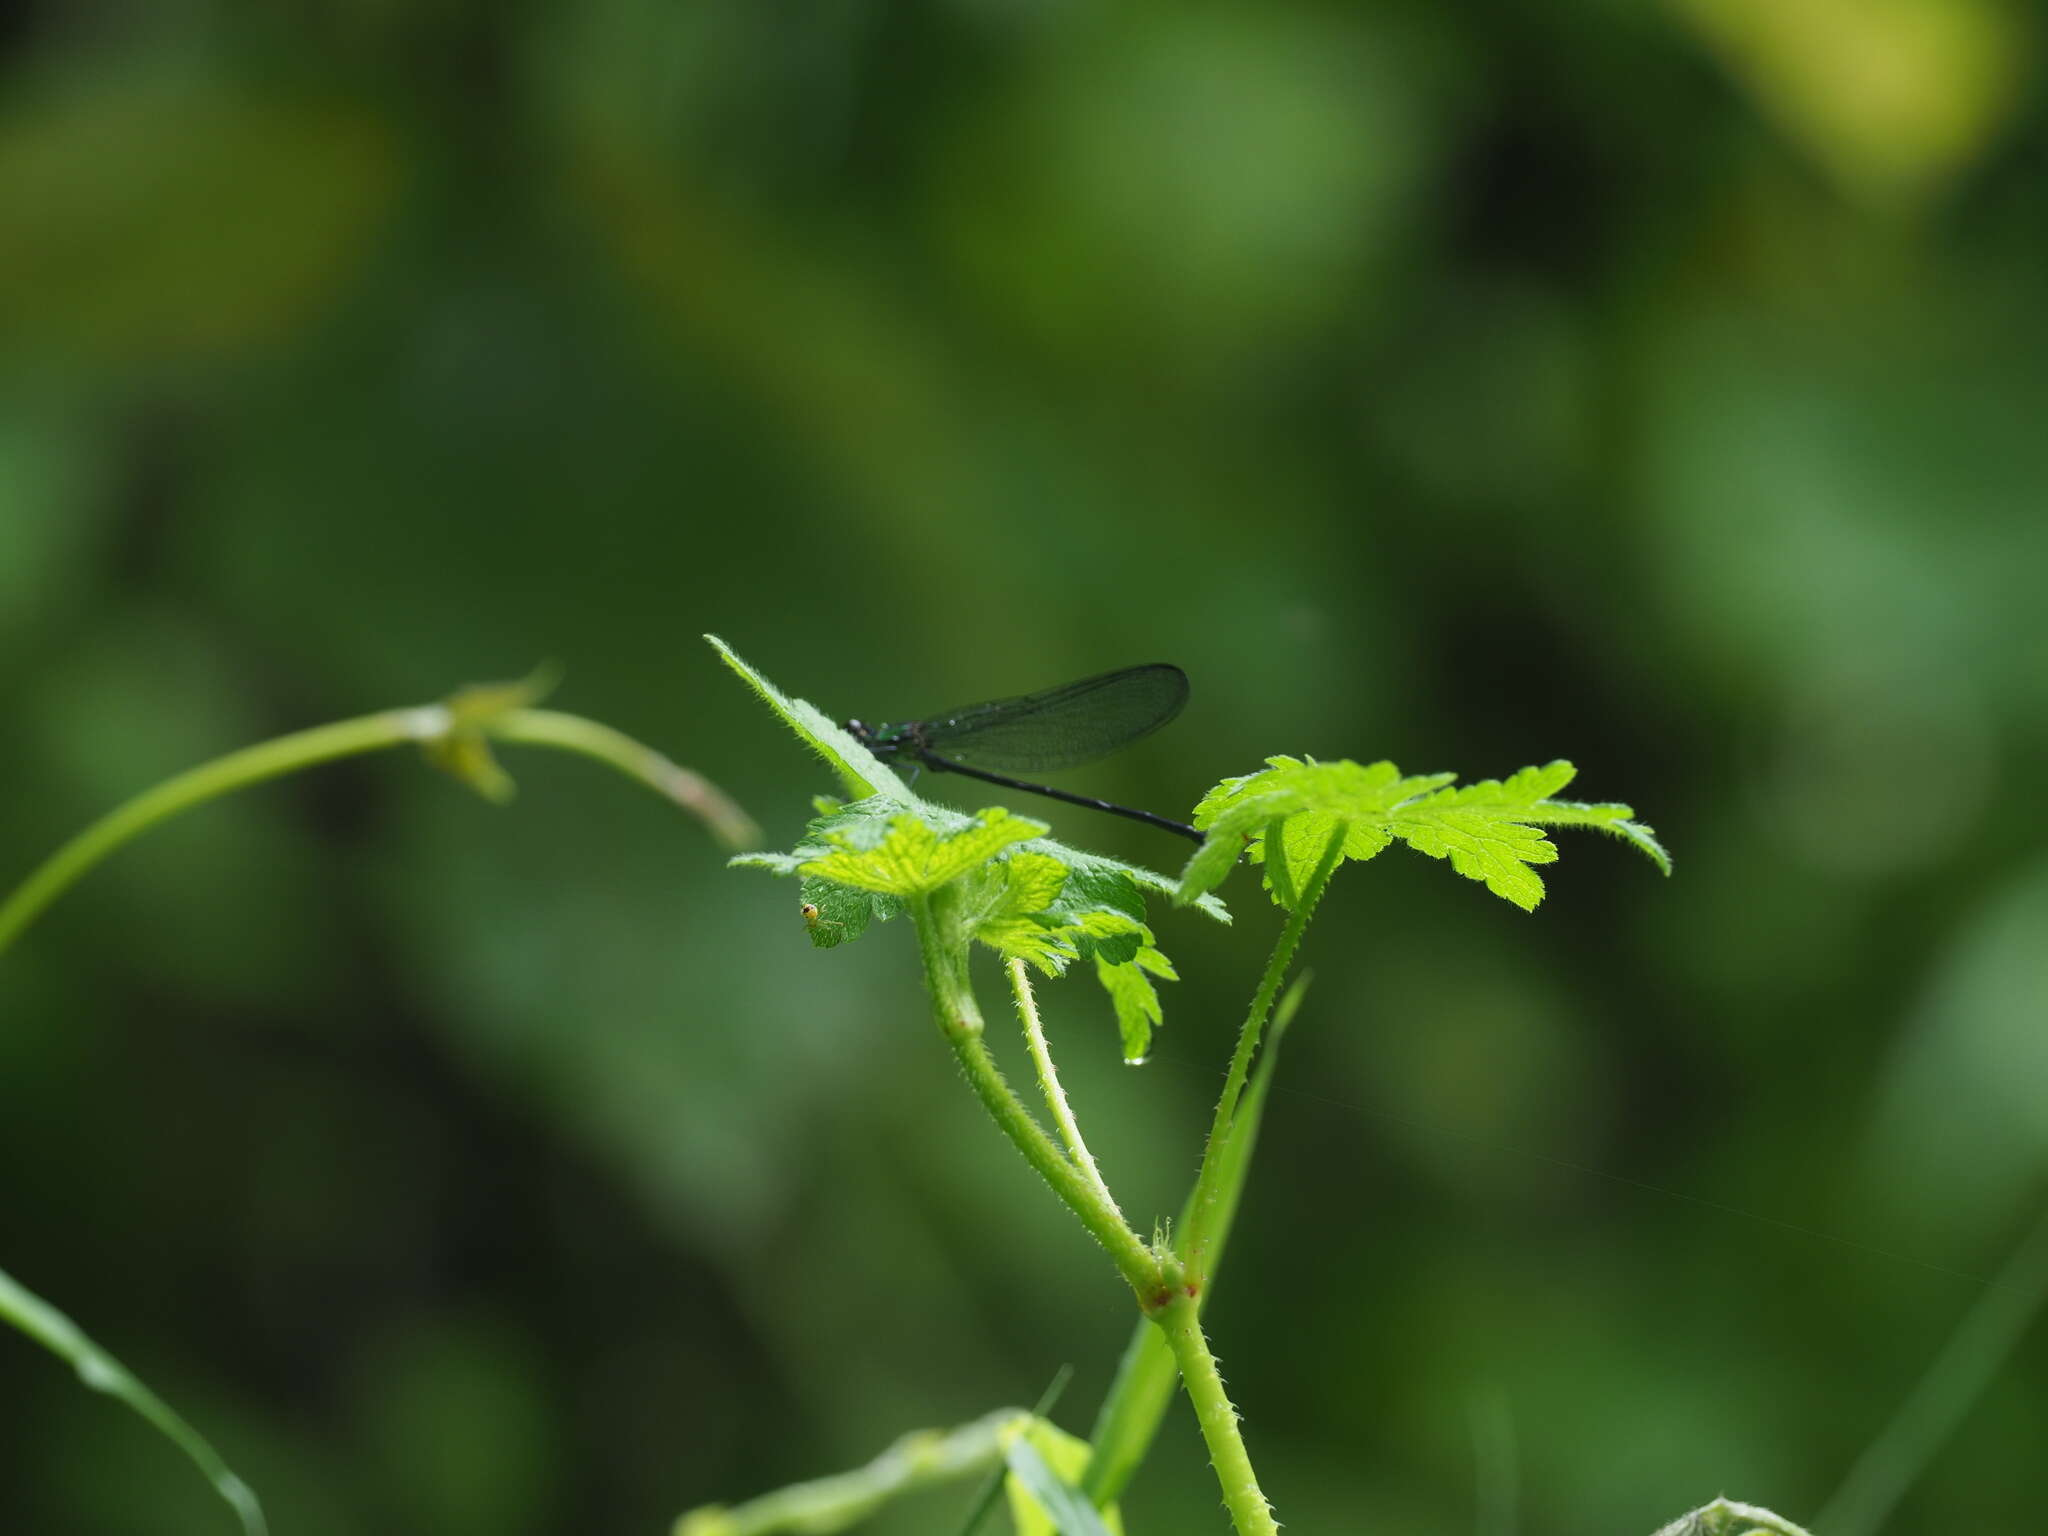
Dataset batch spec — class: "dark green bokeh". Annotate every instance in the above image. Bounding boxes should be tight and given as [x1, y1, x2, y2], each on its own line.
[4, 3, 2044, 1532]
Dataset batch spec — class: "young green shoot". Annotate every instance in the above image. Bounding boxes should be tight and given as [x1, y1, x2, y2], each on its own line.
[0, 666, 757, 961]
[0, 667, 756, 1531]
[712, 636, 1675, 1536]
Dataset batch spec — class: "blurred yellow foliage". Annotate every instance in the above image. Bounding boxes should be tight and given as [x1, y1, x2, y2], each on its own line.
[1671, 0, 2028, 206]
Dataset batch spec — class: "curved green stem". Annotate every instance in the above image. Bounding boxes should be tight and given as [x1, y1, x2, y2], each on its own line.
[1007, 957, 1122, 1222]
[916, 908, 1278, 1534]
[0, 704, 753, 962]
[1083, 972, 1311, 1509]
[0, 708, 443, 958]
[1181, 821, 1348, 1287]
[488, 708, 759, 848]
[910, 892, 1160, 1297]
[1155, 1291, 1279, 1536]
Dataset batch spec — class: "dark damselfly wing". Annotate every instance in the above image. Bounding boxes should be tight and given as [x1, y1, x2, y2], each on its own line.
[913, 663, 1189, 774]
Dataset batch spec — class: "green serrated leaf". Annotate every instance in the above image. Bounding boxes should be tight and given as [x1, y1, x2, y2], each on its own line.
[1187, 763, 1263, 825]
[740, 798, 1057, 951]
[1057, 843, 1229, 925]
[804, 795, 1230, 924]
[790, 796, 917, 863]
[801, 808, 1046, 898]
[1095, 956, 1164, 1064]
[1180, 753, 1666, 910]
[1177, 825, 1250, 905]
[1393, 813, 1556, 909]
[738, 771, 1209, 1048]
[974, 854, 1181, 1057]
[1065, 909, 1147, 967]
[730, 851, 806, 875]
[973, 853, 1078, 974]
[1448, 758, 1578, 804]
[1044, 857, 1149, 925]
[1524, 798, 1673, 875]
[1132, 944, 1176, 981]
[820, 872, 904, 923]
[0, 1265, 267, 1536]
[1264, 809, 1394, 902]
[1389, 766, 1577, 911]
[733, 801, 921, 947]
[707, 634, 912, 804]
[1180, 758, 1451, 904]
[1648, 1498, 1814, 1536]
[800, 874, 880, 948]
[706, 640, 1234, 932]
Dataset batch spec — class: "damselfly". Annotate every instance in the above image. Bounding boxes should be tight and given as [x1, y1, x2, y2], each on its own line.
[845, 664, 1201, 842]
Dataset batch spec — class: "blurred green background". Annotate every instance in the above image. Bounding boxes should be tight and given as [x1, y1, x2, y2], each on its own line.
[3, 2, 2045, 1533]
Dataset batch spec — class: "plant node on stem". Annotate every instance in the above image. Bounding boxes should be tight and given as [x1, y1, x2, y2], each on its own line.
[908, 887, 1283, 1536]
[910, 890, 1157, 1290]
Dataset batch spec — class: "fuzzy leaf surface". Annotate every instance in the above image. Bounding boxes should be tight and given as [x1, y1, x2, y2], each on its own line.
[1181, 755, 1667, 911]
[707, 634, 911, 803]
[1094, 952, 1164, 1064]
[718, 648, 1226, 1050]
[970, 853, 1077, 974]
[976, 861, 1179, 1058]
[802, 808, 1045, 898]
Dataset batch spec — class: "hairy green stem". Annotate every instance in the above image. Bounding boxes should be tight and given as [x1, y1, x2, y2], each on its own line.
[1078, 829, 1345, 1523]
[1181, 821, 1348, 1286]
[1007, 957, 1122, 1222]
[912, 897, 1285, 1533]
[910, 892, 1160, 1295]
[1154, 1290, 1279, 1536]
[1083, 973, 1311, 1509]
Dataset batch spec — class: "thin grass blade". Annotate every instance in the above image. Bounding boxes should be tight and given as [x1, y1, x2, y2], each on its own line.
[1818, 1201, 2048, 1536]
[1005, 1434, 1118, 1536]
[952, 1365, 1074, 1536]
[0, 1265, 266, 1536]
